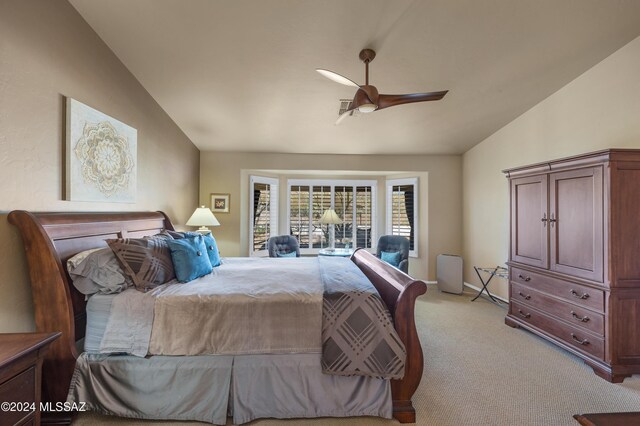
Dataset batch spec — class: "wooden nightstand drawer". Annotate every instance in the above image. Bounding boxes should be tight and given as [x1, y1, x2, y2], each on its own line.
[0, 333, 60, 426]
[0, 366, 36, 425]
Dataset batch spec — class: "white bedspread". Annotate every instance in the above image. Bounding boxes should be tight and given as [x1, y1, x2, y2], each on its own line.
[100, 257, 323, 357]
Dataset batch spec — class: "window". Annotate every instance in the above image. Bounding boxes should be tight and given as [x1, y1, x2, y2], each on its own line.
[250, 176, 278, 256]
[386, 178, 418, 256]
[287, 180, 376, 253]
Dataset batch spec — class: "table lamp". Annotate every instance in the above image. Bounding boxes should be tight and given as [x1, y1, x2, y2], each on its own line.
[319, 208, 342, 251]
[186, 206, 220, 234]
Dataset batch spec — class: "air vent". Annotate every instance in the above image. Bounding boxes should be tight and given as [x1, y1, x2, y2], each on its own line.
[338, 99, 358, 116]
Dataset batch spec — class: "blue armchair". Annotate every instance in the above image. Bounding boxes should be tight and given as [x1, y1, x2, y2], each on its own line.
[267, 235, 301, 258]
[376, 235, 410, 273]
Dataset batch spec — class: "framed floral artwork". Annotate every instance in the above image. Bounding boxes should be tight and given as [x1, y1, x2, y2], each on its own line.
[211, 193, 230, 213]
[65, 98, 137, 203]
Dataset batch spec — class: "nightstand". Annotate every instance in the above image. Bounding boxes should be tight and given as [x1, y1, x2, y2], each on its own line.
[0, 333, 61, 426]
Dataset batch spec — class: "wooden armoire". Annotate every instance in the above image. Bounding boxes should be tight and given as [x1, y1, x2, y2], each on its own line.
[504, 149, 640, 382]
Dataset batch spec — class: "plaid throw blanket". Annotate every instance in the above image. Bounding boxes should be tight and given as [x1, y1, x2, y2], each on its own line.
[319, 257, 406, 379]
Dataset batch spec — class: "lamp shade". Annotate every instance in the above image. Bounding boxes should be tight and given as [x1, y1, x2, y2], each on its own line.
[319, 209, 342, 224]
[186, 206, 220, 227]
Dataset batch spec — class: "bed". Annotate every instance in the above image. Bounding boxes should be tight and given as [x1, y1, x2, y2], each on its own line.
[8, 210, 427, 424]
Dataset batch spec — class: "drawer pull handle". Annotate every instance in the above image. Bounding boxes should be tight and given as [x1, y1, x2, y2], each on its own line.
[570, 311, 590, 323]
[517, 309, 531, 319]
[570, 289, 590, 300]
[518, 291, 531, 300]
[518, 274, 531, 282]
[571, 333, 589, 346]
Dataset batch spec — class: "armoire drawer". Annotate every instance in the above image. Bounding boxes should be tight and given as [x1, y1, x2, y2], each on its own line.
[511, 282, 604, 336]
[511, 266, 604, 313]
[510, 300, 604, 360]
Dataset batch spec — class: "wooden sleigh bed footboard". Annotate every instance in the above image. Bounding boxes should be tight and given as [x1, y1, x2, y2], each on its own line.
[9, 210, 427, 424]
[351, 248, 427, 422]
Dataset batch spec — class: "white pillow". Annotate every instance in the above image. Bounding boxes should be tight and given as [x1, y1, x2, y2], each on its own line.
[66, 248, 130, 295]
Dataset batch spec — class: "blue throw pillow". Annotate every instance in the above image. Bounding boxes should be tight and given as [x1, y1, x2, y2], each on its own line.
[166, 235, 213, 283]
[276, 251, 297, 258]
[202, 234, 221, 267]
[380, 251, 401, 267]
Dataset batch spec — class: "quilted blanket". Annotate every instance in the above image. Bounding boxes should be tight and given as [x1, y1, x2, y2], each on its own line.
[319, 257, 406, 379]
[98, 257, 405, 379]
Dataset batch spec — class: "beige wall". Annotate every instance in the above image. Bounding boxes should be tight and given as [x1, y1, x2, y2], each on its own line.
[200, 152, 462, 280]
[463, 35, 640, 299]
[0, 1, 200, 332]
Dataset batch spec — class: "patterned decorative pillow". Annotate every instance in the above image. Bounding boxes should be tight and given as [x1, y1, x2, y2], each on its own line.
[157, 230, 200, 240]
[107, 237, 176, 292]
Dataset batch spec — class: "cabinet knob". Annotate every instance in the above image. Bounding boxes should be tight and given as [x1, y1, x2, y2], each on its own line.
[517, 309, 531, 319]
[518, 291, 531, 300]
[570, 289, 590, 300]
[570, 311, 590, 323]
[571, 333, 589, 346]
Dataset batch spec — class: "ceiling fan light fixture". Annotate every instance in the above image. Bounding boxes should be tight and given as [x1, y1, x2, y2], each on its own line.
[358, 103, 377, 113]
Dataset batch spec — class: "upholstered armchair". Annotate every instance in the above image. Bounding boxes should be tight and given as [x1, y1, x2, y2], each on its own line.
[267, 235, 301, 258]
[376, 235, 410, 273]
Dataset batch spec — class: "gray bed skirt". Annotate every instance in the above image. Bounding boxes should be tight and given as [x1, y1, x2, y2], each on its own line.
[68, 352, 392, 425]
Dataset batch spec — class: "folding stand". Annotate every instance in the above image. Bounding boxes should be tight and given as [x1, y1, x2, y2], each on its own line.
[472, 266, 508, 303]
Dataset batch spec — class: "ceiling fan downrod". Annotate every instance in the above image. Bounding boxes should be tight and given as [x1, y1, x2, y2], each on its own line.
[359, 49, 376, 86]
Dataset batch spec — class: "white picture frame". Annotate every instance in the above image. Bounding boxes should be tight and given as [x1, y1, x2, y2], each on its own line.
[211, 193, 230, 213]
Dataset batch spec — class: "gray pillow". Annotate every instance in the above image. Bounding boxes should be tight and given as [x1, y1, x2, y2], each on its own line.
[67, 248, 131, 295]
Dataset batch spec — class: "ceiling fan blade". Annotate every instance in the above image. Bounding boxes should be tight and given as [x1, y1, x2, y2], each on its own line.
[377, 90, 448, 110]
[316, 69, 360, 87]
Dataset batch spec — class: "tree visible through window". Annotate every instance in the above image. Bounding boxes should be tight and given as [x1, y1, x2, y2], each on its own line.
[250, 176, 278, 255]
[386, 178, 418, 256]
[287, 180, 376, 253]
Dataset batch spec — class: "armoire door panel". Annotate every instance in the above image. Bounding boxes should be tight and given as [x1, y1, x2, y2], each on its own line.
[549, 167, 603, 282]
[511, 175, 548, 268]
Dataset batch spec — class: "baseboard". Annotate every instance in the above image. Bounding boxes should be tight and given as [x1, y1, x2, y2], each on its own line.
[427, 281, 509, 303]
[463, 282, 509, 303]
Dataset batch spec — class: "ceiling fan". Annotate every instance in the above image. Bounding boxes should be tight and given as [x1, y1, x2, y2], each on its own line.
[317, 49, 448, 124]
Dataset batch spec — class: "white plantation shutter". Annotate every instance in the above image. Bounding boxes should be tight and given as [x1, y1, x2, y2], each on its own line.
[287, 179, 376, 254]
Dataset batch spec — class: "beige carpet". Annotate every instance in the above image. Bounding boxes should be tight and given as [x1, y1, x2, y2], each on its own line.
[73, 288, 640, 426]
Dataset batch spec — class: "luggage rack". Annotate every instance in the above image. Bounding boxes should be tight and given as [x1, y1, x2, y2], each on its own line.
[472, 266, 508, 303]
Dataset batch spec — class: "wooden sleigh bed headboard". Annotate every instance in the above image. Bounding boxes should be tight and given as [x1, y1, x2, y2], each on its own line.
[9, 210, 426, 424]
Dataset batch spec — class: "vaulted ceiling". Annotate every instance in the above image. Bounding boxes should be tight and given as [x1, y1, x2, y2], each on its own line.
[70, 0, 640, 155]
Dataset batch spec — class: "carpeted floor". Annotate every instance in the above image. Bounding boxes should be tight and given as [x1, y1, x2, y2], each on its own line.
[73, 287, 640, 426]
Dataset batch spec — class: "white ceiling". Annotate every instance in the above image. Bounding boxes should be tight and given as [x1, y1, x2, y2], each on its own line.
[70, 0, 640, 155]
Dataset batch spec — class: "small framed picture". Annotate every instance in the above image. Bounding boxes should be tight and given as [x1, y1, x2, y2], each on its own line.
[210, 193, 230, 213]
